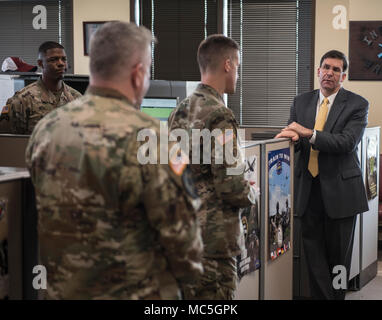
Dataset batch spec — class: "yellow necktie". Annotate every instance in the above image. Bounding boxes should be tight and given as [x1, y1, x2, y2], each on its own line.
[308, 98, 329, 177]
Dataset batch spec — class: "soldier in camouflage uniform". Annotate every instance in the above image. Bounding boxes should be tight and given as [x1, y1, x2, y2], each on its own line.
[168, 35, 251, 300]
[25, 21, 203, 300]
[0, 41, 81, 134]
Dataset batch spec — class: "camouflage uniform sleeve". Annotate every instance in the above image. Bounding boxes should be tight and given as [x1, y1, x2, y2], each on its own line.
[139, 136, 203, 284]
[0, 102, 11, 133]
[167, 108, 176, 128]
[7, 93, 30, 134]
[63, 84, 82, 102]
[71, 88, 82, 100]
[209, 107, 251, 208]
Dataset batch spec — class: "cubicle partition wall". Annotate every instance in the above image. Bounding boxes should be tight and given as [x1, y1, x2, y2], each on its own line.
[0, 134, 30, 168]
[235, 138, 294, 300]
[349, 144, 363, 284]
[234, 142, 261, 300]
[0, 168, 36, 300]
[0, 133, 38, 300]
[359, 127, 380, 287]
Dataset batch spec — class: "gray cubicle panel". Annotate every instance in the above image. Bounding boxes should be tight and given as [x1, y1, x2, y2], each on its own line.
[0, 168, 36, 300]
[360, 126, 380, 287]
[0, 178, 23, 299]
[261, 139, 294, 300]
[349, 142, 362, 284]
[349, 215, 361, 282]
[293, 216, 311, 298]
[0, 134, 30, 168]
[234, 142, 261, 300]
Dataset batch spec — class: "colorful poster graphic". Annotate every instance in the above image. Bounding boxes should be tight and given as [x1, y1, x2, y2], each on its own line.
[366, 135, 378, 200]
[237, 205, 260, 279]
[268, 148, 291, 261]
[237, 154, 260, 279]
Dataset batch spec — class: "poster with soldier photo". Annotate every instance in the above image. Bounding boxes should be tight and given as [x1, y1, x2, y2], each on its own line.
[237, 154, 260, 279]
[366, 135, 378, 200]
[268, 148, 291, 261]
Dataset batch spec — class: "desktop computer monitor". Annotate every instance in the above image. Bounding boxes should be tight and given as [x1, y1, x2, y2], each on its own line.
[140, 97, 178, 121]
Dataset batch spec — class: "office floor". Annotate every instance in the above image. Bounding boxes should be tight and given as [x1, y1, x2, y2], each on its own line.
[345, 249, 382, 300]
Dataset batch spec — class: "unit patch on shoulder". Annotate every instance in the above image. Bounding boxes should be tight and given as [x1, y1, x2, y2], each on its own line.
[169, 149, 189, 176]
[216, 129, 234, 146]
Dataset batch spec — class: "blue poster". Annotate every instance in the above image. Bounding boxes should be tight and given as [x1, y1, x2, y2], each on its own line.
[268, 148, 291, 261]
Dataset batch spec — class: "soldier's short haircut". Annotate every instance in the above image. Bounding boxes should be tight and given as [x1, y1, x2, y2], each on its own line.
[89, 21, 155, 80]
[38, 41, 65, 57]
[320, 50, 348, 72]
[197, 35, 239, 73]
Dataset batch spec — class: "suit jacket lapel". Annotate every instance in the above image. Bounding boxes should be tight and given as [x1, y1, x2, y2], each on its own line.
[324, 88, 347, 132]
[305, 90, 319, 130]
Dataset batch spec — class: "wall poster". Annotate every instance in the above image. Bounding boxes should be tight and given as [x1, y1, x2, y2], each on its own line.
[236, 154, 260, 279]
[268, 148, 291, 261]
[366, 134, 378, 200]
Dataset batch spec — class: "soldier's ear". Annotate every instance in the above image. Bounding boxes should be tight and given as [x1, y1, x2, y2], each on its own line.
[131, 62, 143, 90]
[224, 58, 231, 73]
[37, 59, 43, 69]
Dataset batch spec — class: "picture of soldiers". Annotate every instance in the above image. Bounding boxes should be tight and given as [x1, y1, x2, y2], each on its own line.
[366, 135, 378, 200]
[237, 203, 260, 279]
[268, 148, 291, 261]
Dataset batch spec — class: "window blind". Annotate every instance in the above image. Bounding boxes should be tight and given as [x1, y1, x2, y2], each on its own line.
[228, 0, 313, 127]
[142, 0, 218, 81]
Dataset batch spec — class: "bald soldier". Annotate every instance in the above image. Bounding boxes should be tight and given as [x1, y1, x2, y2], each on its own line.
[1, 41, 81, 134]
[25, 21, 203, 299]
[168, 35, 252, 300]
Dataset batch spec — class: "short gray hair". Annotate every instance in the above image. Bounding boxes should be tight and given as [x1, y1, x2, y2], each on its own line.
[89, 21, 154, 80]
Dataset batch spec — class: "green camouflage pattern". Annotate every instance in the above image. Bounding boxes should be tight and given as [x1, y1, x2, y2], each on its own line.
[25, 86, 203, 300]
[183, 257, 237, 300]
[2, 78, 81, 134]
[168, 83, 250, 259]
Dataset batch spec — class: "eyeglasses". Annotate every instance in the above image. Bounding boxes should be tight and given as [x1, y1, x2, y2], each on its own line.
[320, 64, 343, 74]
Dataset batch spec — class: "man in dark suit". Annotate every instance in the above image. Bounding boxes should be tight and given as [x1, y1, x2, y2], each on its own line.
[276, 50, 369, 300]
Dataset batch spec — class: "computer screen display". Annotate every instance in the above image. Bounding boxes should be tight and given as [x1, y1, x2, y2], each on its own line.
[140, 97, 178, 121]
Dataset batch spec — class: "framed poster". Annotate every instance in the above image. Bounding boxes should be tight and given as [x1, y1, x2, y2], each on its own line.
[268, 148, 291, 261]
[237, 154, 261, 280]
[83, 21, 107, 56]
[366, 134, 378, 200]
[349, 21, 382, 80]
